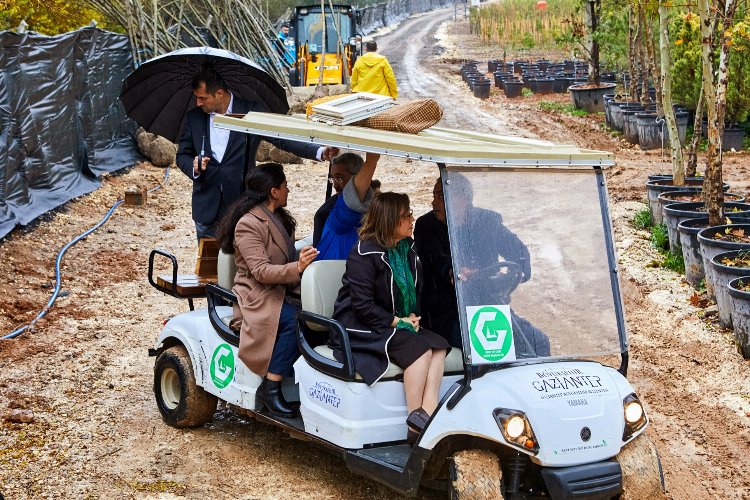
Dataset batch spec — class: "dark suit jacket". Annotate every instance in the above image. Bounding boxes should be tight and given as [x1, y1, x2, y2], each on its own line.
[176, 97, 321, 225]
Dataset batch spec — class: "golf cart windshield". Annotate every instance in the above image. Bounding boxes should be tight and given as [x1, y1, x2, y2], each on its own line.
[443, 167, 624, 366]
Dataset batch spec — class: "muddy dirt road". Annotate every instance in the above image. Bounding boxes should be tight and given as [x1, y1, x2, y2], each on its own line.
[2, 7, 750, 500]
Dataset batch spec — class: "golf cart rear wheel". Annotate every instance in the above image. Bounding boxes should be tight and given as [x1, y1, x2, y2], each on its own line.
[154, 345, 218, 428]
[449, 449, 505, 499]
[617, 434, 666, 499]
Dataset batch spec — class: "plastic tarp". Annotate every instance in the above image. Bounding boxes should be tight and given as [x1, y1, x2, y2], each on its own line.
[0, 27, 140, 239]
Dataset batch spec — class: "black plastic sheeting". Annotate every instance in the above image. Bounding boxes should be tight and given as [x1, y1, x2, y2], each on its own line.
[0, 27, 140, 239]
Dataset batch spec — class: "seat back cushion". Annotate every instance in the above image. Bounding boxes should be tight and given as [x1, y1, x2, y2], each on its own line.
[301, 260, 347, 330]
[218, 250, 237, 290]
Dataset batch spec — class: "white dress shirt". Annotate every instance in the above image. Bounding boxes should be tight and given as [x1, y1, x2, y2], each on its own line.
[209, 93, 234, 163]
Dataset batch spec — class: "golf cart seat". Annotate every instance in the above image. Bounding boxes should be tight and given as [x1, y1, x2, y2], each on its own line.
[208, 240, 322, 343]
[299, 260, 464, 382]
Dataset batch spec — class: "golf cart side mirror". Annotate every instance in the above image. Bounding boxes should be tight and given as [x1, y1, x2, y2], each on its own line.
[206, 283, 240, 346]
[297, 310, 356, 381]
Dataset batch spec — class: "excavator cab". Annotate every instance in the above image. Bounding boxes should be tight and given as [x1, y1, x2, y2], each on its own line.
[288, 4, 363, 86]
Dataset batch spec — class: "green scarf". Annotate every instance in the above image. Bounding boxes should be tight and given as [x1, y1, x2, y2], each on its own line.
[387, 239, 417, 333]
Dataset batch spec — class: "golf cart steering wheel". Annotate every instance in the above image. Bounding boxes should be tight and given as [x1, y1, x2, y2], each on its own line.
[480, 261, 524, 303]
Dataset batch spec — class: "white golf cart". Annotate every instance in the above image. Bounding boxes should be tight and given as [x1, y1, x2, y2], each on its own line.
[147, 113, 665, 498]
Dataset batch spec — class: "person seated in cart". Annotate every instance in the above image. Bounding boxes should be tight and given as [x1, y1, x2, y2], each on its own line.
[415, 176, 550, 357]
[315, 152, 380, 260]
[330, 192, 450, 444]
[216, 163, 318, 418]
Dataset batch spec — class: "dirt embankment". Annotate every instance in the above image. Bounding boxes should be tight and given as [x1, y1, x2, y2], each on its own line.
[2, 8, 750, 500]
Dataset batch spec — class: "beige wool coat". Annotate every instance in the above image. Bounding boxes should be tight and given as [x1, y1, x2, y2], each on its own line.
[232, 205, 301, 376]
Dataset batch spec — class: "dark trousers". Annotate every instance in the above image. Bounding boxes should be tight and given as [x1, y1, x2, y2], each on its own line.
[267, 301, 300, 377]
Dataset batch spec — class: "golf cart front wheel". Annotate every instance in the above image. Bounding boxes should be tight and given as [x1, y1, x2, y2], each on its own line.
[449, 449, 505, 499]
[154, 345, 218, 428]
[617, 434, 666, 499]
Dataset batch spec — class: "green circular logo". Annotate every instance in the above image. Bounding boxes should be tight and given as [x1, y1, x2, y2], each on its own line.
[469, 306, 513, 361]
[210, 343, 235, 389]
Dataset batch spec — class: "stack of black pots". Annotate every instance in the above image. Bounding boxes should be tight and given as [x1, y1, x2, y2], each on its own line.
[462, 61, 492, 100]
[464, 59, 611, 100]
[604, 90, 691, 150]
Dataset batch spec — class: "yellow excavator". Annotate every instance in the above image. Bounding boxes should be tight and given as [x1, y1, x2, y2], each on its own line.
[286, 4, 363, 86]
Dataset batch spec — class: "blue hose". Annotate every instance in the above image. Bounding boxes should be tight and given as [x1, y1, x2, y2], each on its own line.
[2, 166, 170, 340]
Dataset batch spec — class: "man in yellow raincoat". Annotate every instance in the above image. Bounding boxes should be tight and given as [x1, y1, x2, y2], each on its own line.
[351, 41, 398, 99]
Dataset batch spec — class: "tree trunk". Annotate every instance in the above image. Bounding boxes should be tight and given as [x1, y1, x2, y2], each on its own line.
[638, 7, 650, 104]
[586, 0, 601, 84]
[627, 5, 637, 101]
[699, 0, 722, 225]
[658, 3, 684, 185]
[629, 4, 641, 101]
[644, 17, 662, 113]
[686, 84, 705, 177]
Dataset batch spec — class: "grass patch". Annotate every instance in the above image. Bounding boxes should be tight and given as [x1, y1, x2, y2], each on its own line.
[632, 206, 653, 229]
[650, 224, 669, 252]
[539, 101, 589, 117]
[522, 88, 534, 97]
[647, 223, 686, 273]
[662, 250, 685, 273]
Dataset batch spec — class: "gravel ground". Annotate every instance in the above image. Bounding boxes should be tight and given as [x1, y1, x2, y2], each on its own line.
[2, 8, 750, 499]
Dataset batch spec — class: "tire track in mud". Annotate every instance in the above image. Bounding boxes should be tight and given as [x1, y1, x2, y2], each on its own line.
[376, 9, 524, 135]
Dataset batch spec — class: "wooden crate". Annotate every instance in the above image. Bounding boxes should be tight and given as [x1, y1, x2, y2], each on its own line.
[195, 237, 219, 278]
[124, 185, 147, 206]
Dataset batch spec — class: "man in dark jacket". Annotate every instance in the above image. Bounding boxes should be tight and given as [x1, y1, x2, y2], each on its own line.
[414, 177, 537, 351]
[176, 68, 338, 239]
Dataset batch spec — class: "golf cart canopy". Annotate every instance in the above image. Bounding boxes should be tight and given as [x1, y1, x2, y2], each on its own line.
[214, 112, 614, 166]
[214, 112, 626, 366]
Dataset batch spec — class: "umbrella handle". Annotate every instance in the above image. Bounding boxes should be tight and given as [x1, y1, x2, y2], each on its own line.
[200, 133, 205, 164]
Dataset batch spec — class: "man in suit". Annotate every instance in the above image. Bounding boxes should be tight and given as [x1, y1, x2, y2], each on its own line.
[176, 68, 338, 239]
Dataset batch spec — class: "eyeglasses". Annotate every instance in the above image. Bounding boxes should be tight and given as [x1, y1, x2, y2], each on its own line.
[400, 209, 414, 219]
[328, 174, 348, 184]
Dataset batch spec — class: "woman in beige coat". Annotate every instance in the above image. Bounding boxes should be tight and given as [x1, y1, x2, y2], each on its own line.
[216, 163, 318, 417]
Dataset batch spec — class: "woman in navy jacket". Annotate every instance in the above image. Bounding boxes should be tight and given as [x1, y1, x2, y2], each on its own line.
[331, 192, 450, 442]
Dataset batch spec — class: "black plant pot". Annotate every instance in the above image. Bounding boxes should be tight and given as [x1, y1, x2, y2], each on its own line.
[698, 224, 750, 300]
[645, 178, 730, 225]
[727, 278, 750, 358]
[621, 107, 645, 144]
[664, 202, 750, 254]
[530, 78, 555, 94]
[473, 81, 492, 99]
[504, 81, 524, 98]
[723, 127, 746, 151]
[568, 83, 617, 112]
[676, 216, 750, 289]
[710, 250, 750, 328]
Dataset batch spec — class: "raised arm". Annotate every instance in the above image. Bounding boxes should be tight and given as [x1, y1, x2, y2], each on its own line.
[352, 152, 380, 202]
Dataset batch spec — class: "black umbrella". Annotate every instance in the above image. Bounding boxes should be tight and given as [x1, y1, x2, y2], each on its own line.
[120, 47, 289, 143]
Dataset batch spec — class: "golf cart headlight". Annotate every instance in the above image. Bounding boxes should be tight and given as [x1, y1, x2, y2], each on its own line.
[622, 393, 648, 441]
[299, 8, 308, 15]
[506, 415, 525, 438]
[624, 400, 643, 423]
[493, 408, 539, 455]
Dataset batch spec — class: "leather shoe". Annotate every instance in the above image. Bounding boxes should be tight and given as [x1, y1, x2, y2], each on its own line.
[256, 377, 298, 418]
[406, 407, 430, 433]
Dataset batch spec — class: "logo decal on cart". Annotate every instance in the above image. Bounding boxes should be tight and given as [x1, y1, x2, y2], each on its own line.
[210, 343, 234, 389]
[309, 381, 341, 408]
[466, 305, 516, 364]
